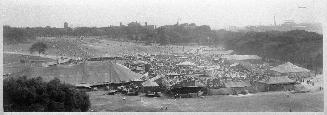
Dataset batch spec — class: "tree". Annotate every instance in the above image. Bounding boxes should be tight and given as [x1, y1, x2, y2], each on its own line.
[29, 42, 48, 54]
[3, 26, 36, 44]
[157, 27, 169, 45]
[3, 76, 91, 112]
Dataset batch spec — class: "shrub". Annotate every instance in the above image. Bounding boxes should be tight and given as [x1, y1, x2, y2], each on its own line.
[29, 42, 48, 54]
[240, 90, 248, 95]
[3, 76, 90, 112]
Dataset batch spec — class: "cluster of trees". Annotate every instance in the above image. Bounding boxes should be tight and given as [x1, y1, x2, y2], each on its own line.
[3, 22, 215, 45]
[224, 30, 323, 72]
[3, 26, 36, 44]
[29, 42, 48, 54]
[3, 76, 90, 112]
[156, 23, 213, 45]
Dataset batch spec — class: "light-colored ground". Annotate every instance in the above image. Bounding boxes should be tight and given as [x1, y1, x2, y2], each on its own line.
[4, 37, 199, 58]
[3, 37, 201, 75]
[88, 91, 323, 112]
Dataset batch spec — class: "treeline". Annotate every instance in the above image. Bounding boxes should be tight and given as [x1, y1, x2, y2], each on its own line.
[3, 26, 36, 44]
[3, 76, 90, 112]
[3, 22, 216, 45]
[224, 30, 323, 72]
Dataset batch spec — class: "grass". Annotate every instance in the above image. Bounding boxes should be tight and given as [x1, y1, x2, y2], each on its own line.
[88, 91, 323, 112]
[3, 53, 55, 75]
[4, 37, 197, 58]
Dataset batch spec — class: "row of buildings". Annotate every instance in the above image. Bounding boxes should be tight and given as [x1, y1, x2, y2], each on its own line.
[227, 21, 322, 34]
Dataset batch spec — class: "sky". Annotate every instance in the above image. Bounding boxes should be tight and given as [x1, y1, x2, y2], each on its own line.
[1, 0, 326, 29]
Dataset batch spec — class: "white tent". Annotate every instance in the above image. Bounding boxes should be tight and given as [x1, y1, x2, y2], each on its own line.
[270, 62, 310, 73]
[176, 61, 196, 66]
[221, 55, 261, 60]
[142, 80, 159, 87]
[230, 63, 240, 67]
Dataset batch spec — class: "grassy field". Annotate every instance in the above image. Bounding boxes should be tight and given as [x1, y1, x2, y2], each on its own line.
[3, 53, 55, 75]
[4, 37, 198, 58]
[88, 91, 323, 112]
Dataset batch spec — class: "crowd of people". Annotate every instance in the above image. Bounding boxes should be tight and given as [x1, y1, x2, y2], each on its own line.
[122, 47, 275, 90]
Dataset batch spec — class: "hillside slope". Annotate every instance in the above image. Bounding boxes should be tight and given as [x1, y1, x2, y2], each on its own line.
[225, 30, 323, 72]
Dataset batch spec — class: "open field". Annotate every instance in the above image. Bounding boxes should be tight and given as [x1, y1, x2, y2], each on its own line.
[88, 91, 323, 112]
[4, 37, 199, 59]
[3, 53, 55, 75]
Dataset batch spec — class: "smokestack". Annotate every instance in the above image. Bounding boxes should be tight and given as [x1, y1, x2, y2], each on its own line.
[145, 22, 147, 26]
[120, 22, 122, 26]
[274, 16, 276, 26]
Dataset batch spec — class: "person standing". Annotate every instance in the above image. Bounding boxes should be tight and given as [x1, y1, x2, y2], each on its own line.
[122, 96, 126, 103]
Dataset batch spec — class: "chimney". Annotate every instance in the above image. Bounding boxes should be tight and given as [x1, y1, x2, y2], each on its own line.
[145, 22, 148, 26]
[274, 16, 276, 26]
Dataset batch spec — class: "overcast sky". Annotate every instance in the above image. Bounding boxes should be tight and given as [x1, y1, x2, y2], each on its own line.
[2, 0, 325, 29]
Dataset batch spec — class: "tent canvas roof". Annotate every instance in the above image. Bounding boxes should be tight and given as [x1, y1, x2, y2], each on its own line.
[149, 75, 163, 81]
[176, 61, 196, 66]
[166, 72, 180, 76]
[17, 61, 142, 85]
[258, 76, 296, 84]
[75, 83, 92, 88]
[221, 55, 261, 60]
[270, 62, 310, 73]
[230, 63, 240, 67]
[142, 80, 159, 87]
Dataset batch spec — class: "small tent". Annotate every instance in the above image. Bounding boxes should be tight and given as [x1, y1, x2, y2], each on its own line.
[257, 76, 296, 92]
[224, 81, 251, 95]
[171, 80, 206, 95]
[176, 61, 196, 66]
[270, 62, 310, 73]
[142, 80, 159, 87]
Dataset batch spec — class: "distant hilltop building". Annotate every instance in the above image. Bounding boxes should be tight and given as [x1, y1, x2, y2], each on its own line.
[127, 21, 141, 27]
[242, 21, 322, 34]
[281, 20, 296, 26]
[226, 26, 239, 32]
[64, 22, 69, 28]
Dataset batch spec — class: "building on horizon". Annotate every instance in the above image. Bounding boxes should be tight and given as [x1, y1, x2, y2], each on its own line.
[64, 22, 69, 28]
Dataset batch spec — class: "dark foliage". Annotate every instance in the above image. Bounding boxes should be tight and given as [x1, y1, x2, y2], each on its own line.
[29, 42, 48, 54]
[224, 30, 323, 73]
[3, 76, 90, 112]
[3, 26, 36, 44]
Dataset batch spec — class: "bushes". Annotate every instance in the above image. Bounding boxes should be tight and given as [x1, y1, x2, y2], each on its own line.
[240, 90, 248, 95]
[3, 26, 36, 44]
[3, 76, 90, 112]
